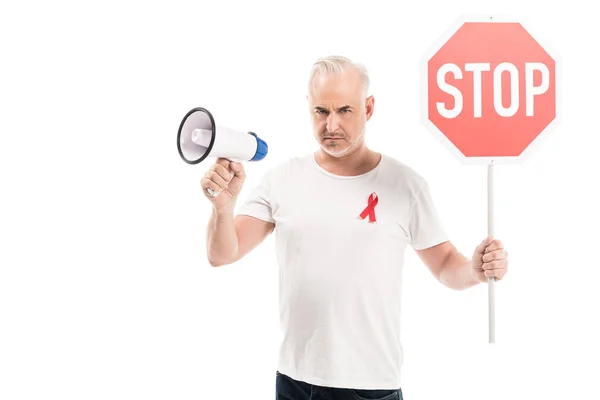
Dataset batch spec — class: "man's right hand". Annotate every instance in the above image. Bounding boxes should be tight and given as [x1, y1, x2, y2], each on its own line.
[201, 158, 246, 211]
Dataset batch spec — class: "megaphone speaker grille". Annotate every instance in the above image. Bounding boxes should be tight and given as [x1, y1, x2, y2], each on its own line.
[177, 107, 216, 164]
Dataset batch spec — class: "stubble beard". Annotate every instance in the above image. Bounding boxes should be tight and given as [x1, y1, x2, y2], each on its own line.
[318, 128, 365, 158]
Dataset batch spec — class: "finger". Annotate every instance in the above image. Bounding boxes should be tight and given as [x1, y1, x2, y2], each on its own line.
[229, 162, 245, 180]
[212, 163, 234, 182]
[484, 270, 497, 278]
[201, 177, 222, 196]
[482, 249, 508, 263]
[485, 239, 504, 253]
[205, 171, 227, 189]
[482, 261, 500, 270]
[215, 158, 231, 170]
[482, 260, 507, 270]
[484, 268, 507, 279]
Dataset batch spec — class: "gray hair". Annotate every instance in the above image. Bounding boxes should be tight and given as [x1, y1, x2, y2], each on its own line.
[307, 55, 370, 98]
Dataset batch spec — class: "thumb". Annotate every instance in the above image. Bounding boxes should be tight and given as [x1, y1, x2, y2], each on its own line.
[226, 162, 245, 194]
[475, 235, 493, 254]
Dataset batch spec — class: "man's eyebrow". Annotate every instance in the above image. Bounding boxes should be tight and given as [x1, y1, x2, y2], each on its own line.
[314, 105, 353, 111]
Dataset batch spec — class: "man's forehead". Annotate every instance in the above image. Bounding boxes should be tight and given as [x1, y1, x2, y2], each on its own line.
[310, 94, 362, 108]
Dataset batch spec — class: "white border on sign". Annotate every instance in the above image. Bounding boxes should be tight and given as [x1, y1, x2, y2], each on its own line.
[419, 14, 561, 166]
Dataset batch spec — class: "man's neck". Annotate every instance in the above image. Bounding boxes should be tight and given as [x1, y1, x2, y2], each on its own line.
[314, 146, 381, 176]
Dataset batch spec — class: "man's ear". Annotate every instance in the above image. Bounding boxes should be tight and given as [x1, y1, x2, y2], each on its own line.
[366, 95, 375, 120]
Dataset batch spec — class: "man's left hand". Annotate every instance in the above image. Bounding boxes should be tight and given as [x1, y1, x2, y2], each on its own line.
[471, 236, 509, 283]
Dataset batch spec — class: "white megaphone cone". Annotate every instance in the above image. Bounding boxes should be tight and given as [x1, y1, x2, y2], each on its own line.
[177, 107, 268, 197]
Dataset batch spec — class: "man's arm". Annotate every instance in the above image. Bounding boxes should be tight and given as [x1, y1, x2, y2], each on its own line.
[206, 207, 275, 267]
[415, 241, 480, 290]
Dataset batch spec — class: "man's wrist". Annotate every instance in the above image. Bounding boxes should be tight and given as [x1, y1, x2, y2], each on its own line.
[440, 254, 481, 290]
[213, 204, 235, 216]
[467, 260, 482, 285]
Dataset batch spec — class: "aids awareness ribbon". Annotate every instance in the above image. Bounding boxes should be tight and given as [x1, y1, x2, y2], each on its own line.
[358, 192, 378, 223]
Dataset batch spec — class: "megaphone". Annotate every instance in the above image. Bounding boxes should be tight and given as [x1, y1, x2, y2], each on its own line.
[177, 107, 268, 197]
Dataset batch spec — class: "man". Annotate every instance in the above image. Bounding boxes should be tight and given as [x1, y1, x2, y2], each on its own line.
[203, 55, 509, 400]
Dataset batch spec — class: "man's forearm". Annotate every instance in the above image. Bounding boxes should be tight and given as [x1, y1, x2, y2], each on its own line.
[206, 206, 239, 266]
[439, 249, 480, 290]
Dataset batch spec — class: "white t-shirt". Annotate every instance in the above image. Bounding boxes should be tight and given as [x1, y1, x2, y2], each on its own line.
[237, 151, 449, 390]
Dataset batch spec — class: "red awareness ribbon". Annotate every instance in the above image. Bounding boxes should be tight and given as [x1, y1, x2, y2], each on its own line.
[358, 192, 378, 223]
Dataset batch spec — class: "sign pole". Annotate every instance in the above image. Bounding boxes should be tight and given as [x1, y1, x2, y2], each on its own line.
[488, 161, 495, 343]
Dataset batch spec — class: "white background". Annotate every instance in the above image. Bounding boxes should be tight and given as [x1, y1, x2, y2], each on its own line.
[1, 1, 598, 399]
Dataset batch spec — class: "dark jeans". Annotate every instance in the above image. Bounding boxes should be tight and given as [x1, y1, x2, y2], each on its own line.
[276, 371, 403, 400]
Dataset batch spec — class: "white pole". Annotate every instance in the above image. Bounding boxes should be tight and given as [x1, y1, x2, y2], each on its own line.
[488, 162, 496, 343]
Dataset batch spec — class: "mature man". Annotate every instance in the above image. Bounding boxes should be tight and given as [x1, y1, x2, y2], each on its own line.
[203, 55, 508, 400]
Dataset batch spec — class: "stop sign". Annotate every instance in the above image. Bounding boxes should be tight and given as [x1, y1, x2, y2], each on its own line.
[420, 15, 559, 164]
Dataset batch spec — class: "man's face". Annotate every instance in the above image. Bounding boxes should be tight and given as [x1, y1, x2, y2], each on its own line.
[307, 69, 374, 158]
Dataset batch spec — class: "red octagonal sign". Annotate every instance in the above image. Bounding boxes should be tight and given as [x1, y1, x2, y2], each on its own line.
[421, 15, 559, 164]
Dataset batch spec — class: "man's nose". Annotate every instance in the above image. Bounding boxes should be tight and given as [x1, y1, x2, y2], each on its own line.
[326, 113, 340, 132]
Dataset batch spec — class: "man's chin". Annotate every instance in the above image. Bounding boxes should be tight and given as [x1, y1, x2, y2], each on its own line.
[320, 144, 352, 158]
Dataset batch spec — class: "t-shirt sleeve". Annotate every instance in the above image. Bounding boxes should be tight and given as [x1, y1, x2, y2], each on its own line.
[236, 170, 275, 224]
[409, 182, 449, 250]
